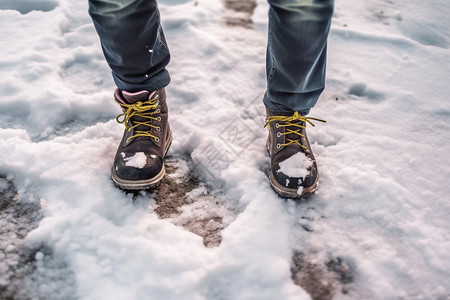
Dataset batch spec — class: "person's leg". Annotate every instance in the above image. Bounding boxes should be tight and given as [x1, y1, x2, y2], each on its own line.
[264, 0, 333, 198]
[89, 0, 172, 190]
[89, 0, 170, 92]
[264, 0, 334, 115]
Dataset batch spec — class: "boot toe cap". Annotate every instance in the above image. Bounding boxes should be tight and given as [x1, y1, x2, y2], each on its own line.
[272, 162, 318, 190]
[114, 156, 163, 181]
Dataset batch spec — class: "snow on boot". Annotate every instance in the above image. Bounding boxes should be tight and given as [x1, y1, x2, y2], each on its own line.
[111, 88, 172, 190]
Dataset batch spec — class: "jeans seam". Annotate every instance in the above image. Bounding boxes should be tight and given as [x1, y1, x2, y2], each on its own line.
[267, 7, 275, 81]
[158, 27, 169, 52]
[155, 0, 169, 52]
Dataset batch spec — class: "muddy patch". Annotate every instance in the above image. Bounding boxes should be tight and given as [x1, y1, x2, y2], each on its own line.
[291, 250, 355, 300]
[154, 156, 235, 248]
[222, 0, 257, 28]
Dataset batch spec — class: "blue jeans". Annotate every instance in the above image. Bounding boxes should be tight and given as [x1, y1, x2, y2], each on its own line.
[89, 0, 334, 114]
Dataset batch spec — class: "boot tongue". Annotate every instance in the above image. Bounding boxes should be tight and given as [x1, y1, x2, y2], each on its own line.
[120, 90, 154, 141]
[122, 90, 150, 104]
[282, 112, 305, 147]
[286, 121, 305, 142]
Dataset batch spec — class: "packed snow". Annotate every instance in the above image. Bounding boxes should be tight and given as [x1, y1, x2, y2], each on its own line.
[1, 0, 450, 299]
[277, 153, 312, 179]
[123, 152, 148, 169]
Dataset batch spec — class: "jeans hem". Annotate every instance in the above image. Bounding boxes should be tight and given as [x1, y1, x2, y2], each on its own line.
[112, 69, 171, 92]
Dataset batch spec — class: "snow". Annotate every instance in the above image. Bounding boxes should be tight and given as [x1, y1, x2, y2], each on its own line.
[123, 152, 147, 169]
[1, 0, 450, 299]
[277, 153, 312, 179]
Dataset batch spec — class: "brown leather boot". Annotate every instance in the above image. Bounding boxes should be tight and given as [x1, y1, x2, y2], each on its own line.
[265, 109, 325, 198]
[111, 88, 172, 190]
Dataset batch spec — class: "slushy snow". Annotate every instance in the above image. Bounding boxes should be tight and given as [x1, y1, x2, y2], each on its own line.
[0, 0, 450, 299]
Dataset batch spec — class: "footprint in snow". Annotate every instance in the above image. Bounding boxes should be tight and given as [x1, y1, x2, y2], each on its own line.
[348, 82, 385, 102]
[152, 155, 236, 248]
[291, 250, 355, 300]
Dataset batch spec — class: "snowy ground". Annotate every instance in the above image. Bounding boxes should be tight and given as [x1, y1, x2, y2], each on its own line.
[1, 0, 450, 299]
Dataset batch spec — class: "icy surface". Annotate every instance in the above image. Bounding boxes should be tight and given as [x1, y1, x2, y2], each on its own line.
[1, 0, 450, 299]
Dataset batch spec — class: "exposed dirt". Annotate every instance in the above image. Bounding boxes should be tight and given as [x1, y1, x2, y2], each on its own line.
[154, 158, 202, 218]
[291, 250, 355, 300]
[154, 156, 234, 248]
[222, 0, 257, 28]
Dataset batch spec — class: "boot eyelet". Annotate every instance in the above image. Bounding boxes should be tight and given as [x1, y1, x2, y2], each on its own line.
[277, 132, 281, 137]
[156, 109, 160, 113]
[156, 126, 161, 131]
[154, 137, 160, 142]
[276, 143, 281, 149]
[157, 116, 162, 122]
[275, 123, 280, 128]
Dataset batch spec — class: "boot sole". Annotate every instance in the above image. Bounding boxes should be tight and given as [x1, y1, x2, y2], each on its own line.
[111, 130, 173, 191]
[266, 142, 319, 199]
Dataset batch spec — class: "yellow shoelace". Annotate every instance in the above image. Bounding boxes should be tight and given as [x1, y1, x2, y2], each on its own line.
[264, 111, 326, 150]
[115, 94, 160, 142]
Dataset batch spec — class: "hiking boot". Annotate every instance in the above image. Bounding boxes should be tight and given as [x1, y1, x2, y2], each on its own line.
[111, 88, 172, 190]
[264, 109, 325, 198]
